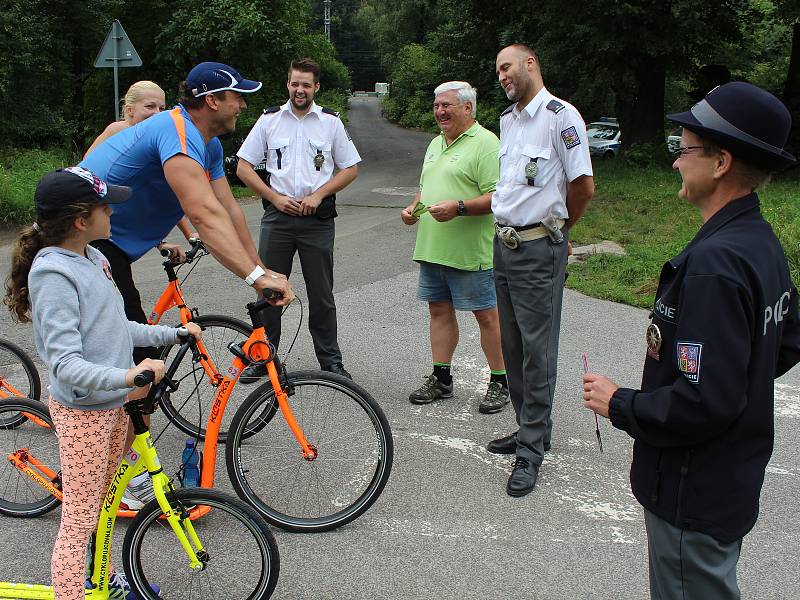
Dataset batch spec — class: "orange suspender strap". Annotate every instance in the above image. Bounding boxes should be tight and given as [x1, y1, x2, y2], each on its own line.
[169, 107, 188, 155]
[169, 107, 212, 180]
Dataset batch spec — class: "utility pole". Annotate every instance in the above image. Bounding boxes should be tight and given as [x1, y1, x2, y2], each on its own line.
[324, 0, 331, 40]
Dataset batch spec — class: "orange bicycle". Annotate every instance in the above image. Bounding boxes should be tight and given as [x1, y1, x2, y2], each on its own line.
[1, 296, 394, 532]
[0, 338, 42, 430]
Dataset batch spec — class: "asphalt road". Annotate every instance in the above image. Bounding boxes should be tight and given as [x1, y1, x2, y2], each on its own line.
[1, 97, 799, 599]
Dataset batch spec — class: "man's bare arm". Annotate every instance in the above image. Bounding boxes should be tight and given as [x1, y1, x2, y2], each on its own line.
[210, 176, 261, 267]
[164, 155, 293, 304]
[565, 175, 595, 228]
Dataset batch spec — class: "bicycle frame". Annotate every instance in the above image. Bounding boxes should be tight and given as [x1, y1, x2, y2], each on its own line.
[147, 249, 225, 389]
[0, 414, 207, 599]
[0, 377, 26, 399]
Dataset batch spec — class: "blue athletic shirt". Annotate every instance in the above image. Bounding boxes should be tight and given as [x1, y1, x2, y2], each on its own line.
[79, 104, 225, 261]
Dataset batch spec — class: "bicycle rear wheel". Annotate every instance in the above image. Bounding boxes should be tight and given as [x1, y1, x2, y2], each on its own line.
[158, 314, 252, 442]
[0, 398, 61, 517]
[122, 488, 279, 600]
[0, 339, 42, 428]
[226, 370, 393, 532]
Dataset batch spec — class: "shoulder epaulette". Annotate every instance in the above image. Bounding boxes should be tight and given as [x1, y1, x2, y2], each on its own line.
[500, 104, 514, 117]
[262, 106, 280, 114]
[546, 99, 565, 114]
[321, 107, 340, 117]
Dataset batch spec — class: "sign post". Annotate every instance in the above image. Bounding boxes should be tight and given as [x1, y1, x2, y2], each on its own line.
[94, 20, 142, 120]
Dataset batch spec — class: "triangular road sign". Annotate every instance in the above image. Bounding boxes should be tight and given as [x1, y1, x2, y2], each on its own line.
[94, 20, 142, 68]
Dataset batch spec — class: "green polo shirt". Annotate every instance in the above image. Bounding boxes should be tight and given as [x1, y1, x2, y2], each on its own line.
[413, 122, 499, 271]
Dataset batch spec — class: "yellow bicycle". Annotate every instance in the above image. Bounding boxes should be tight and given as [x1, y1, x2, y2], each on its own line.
[0, 333, 280, 599]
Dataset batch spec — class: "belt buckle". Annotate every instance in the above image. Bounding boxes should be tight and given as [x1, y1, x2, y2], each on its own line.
[495, 224, 521, 250]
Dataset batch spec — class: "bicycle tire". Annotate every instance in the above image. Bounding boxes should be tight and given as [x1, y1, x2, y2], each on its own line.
[0, 339, 42, 428]
[122, 488, 280, 600]
[225, 370, 393, 533]
[158, 314, 253, 442]
[0, 398, 61, 517]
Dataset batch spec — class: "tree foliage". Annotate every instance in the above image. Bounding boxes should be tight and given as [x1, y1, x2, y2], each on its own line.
[357, 0, 797, 166]
[0, 0, 350, 151]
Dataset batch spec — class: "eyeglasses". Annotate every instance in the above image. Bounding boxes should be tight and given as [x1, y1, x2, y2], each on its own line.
[672, 145, 706, 157]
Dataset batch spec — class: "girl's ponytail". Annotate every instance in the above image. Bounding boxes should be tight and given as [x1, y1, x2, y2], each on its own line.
[4, 204, 93, 323]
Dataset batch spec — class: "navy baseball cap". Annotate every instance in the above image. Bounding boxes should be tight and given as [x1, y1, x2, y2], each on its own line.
[186, 62, 262, 98]
[667, 81, 795, 170]
[34, 167, 131, 215]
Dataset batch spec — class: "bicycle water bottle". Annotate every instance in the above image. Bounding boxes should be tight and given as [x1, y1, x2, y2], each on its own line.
[180, 439, 200, 488]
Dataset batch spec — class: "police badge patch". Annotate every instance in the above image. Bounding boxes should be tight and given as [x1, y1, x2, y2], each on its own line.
[561, 126, 580, 149]
[676, 342, 702, 384]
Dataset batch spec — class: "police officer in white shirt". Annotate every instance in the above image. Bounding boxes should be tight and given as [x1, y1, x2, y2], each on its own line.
[236, 58, 361, 381]
[487, 44, 595, 497]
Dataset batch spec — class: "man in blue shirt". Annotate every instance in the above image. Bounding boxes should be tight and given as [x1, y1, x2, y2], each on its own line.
[81, 62, 294, 365]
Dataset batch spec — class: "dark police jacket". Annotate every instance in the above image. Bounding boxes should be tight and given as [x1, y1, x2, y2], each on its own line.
[609, 193, 800, 543]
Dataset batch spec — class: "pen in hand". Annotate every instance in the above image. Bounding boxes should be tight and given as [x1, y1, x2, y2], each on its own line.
[582, 352, 604, 453]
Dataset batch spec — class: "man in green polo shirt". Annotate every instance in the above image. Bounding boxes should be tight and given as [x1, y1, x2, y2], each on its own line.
[401, 81, 508, 413]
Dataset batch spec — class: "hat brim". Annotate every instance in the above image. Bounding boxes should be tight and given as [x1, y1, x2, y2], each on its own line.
[232, 79, 262, 94]
[667, 110, 796, 170]
[103, 184, 132, 204]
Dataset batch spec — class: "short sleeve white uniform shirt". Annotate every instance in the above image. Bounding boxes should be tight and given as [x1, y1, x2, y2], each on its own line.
[237, 101, 361, 199]
[491, 87, 593, 227]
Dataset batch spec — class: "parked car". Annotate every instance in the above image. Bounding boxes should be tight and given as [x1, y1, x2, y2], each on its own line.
[587, 118, 621, 159]
[666, 127, 683, 155]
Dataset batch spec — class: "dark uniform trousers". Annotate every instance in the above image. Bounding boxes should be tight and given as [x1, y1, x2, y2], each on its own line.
[258, 203, 341, 368]
[493, 233, 568, 465]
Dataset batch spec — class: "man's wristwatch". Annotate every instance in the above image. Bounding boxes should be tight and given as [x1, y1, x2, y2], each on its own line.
[457, 200, 467, 216]
[245, 265, 266, 286]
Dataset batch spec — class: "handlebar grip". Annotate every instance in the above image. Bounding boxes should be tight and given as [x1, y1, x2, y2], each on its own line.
[133, 370, 155, 387]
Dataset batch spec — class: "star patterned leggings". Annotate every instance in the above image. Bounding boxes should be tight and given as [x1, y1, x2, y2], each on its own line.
[49, 398, 128, 600]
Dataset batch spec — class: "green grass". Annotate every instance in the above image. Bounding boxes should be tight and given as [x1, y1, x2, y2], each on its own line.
[568, 161, 800, 308]
[0, 148, 79, 224]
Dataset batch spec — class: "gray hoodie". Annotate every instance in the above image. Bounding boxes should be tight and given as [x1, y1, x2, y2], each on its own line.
[28, 245, 179, 410]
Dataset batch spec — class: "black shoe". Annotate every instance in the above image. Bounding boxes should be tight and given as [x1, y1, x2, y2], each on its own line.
[239, 362, 267, 384]
[544, 441, 551, 452]
[409, 374, 453, 404]
[487, 432, 517, 454]
[506, 456, 539, 497]
[323, 363, 352, 380]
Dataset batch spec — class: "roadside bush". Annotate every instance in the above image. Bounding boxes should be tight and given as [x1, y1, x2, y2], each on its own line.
[0, 148, 78, 224]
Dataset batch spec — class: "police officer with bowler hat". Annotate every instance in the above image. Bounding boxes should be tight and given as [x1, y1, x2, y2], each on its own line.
[584, 81, 800, 599]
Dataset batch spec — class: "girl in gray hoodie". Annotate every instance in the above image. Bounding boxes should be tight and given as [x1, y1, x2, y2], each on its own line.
[4, 167, 199, 600]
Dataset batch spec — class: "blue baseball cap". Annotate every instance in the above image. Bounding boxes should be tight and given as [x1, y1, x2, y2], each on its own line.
[186, 62, 262, 98]
[667, 82, 795, 170]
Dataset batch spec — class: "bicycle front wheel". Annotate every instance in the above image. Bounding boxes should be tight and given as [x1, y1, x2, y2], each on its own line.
[159, 314, 252, 442]
[0, 339, 42, 428]
[122, 488, 279, 600]
[226, 370, 393, 533]
[0, 398, 61, 517]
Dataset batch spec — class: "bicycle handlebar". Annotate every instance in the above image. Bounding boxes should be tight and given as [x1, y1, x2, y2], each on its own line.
[133, 370, 155, 387]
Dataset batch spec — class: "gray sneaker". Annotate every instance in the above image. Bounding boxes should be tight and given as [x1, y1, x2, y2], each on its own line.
[479, 381, 510, 414]
[409, 374, 453, 404]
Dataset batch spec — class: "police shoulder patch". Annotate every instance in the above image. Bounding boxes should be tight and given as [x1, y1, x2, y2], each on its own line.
[321, 107, 340, 117]
[561, 126, 581, 149]
[676, 341, 703, 384]
[263, 106, 280, 114]
[546, 99, 565, 114]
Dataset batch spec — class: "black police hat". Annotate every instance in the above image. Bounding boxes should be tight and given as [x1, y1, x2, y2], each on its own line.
[35, 167, 131, 215]
[667, 81, 795, 170]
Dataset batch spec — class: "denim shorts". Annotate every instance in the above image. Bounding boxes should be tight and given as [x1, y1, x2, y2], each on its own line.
[417, 262, 497, 311]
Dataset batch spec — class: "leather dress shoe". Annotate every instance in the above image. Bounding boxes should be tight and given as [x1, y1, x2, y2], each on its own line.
[322, 362, 352, 380]
[506, 456, 539, 497]
[487, 432, 517, 454]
